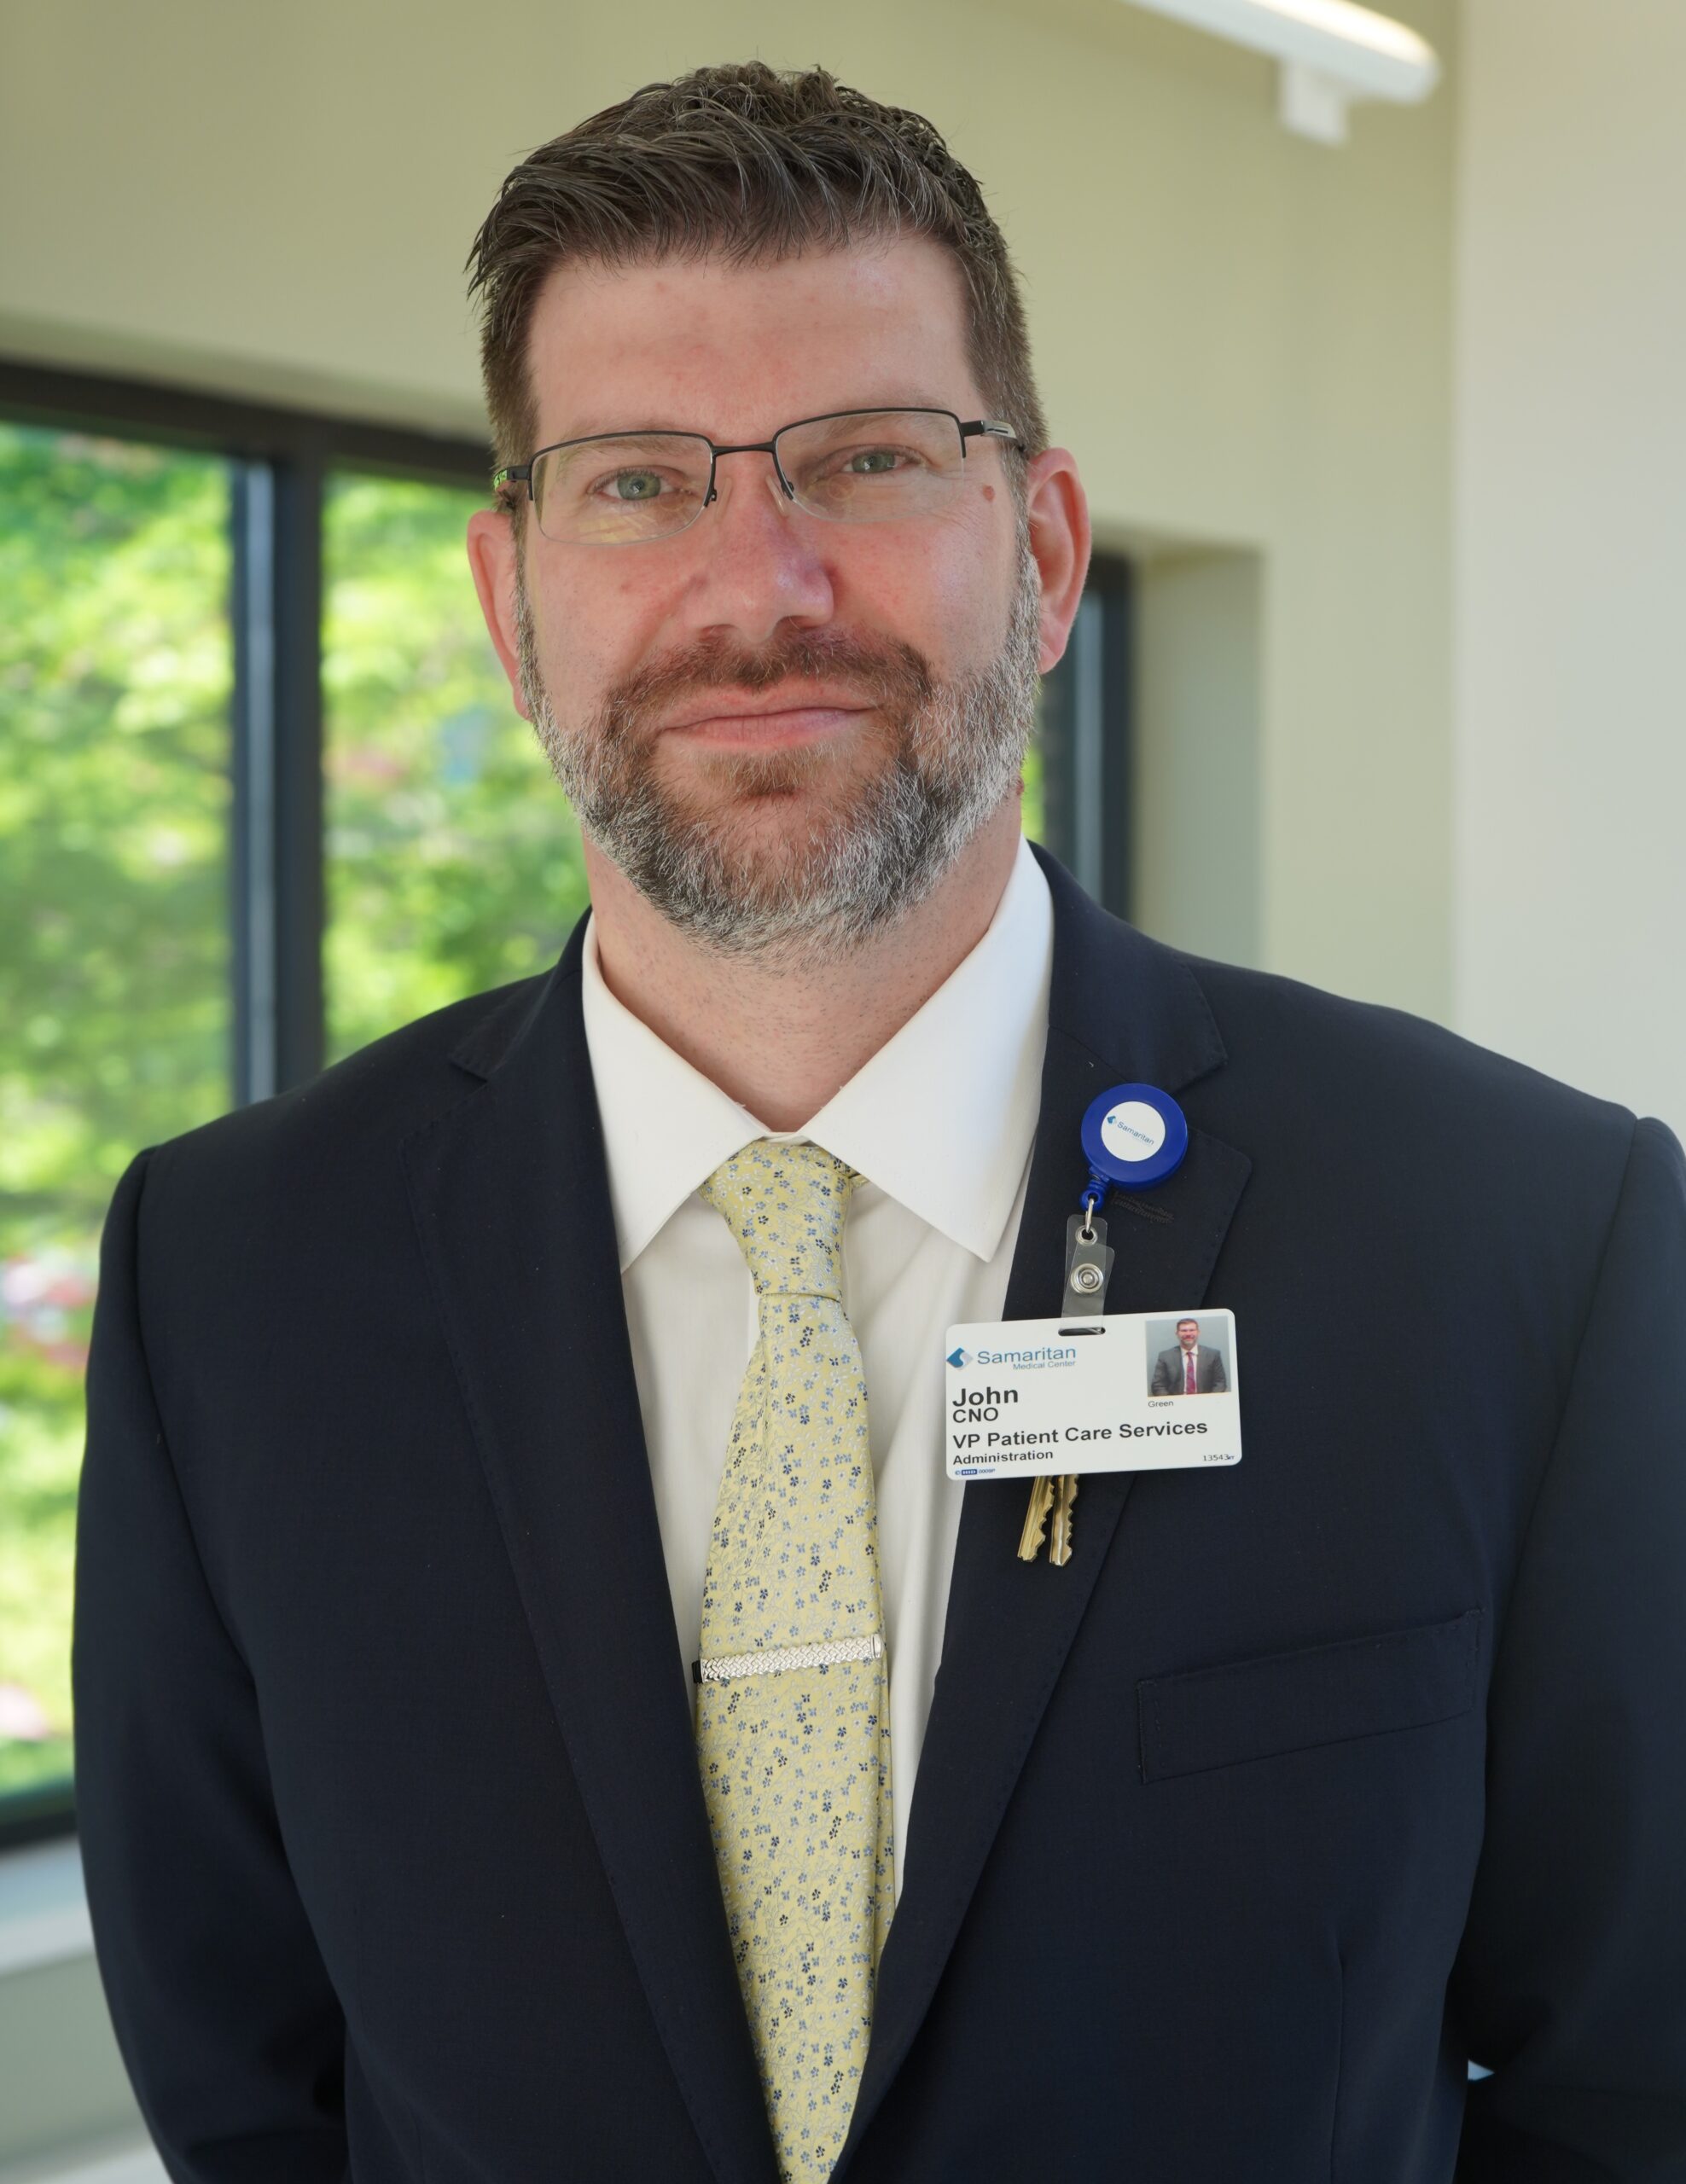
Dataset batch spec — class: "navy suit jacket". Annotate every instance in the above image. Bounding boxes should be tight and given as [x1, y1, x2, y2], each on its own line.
[73, 841, 1686, 2182]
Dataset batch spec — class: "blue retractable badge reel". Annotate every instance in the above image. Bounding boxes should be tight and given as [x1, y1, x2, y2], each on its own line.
[1078, 1083, 1189, 1223]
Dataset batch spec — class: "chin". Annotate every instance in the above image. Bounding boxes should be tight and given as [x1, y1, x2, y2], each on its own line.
[686, 804, 855, 879]
[665, 746, 889, 833]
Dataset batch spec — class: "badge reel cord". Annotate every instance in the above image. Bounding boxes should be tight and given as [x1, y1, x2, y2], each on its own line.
[1018, 1083, 1190, 1566]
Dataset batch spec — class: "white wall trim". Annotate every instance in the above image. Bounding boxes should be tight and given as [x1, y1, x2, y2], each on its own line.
[0, 2140, 164, 2184]
[0, 1838, 93, 1978]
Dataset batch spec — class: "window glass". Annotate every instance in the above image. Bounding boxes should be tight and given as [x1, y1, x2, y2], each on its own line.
[323, 473, 586, 1063]
[0, 422, 232, 1826]
[1022, 701, 1045, 846]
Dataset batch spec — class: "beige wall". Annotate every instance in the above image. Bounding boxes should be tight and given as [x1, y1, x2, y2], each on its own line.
[1454, 0, 1686, 1130]
[0, 0, 1458, 1014]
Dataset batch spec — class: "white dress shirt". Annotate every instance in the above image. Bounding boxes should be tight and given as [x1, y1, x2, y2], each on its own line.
[578, 831, 1054, 1898]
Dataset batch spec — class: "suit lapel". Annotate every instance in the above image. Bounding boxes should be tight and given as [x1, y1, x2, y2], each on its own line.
[834, 845, 1252, 2175]
[403, 926, 781, 2184]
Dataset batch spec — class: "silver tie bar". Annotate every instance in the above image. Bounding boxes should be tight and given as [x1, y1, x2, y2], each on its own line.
[692, 1629, 885, 1686]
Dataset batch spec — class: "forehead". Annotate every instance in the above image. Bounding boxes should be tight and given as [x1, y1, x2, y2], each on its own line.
[524, 232, 980, 446]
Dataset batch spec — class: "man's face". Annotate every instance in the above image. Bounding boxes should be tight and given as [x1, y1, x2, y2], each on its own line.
[1177, 1321, 1200, 1350]
[467, 235, 1087, 962]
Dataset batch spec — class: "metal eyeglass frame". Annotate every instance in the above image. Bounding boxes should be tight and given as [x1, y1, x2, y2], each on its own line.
[491, 407, 1022, 539]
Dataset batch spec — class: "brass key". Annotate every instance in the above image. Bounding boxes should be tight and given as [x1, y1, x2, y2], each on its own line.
[1048, 1471, 1078, 1565]
[1017, 1473, 1056, 1561]
[1017, 1210, 1113, 1567]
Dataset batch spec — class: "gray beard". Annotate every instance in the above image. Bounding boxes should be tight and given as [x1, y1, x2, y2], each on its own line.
[514, 530, 1044, 970]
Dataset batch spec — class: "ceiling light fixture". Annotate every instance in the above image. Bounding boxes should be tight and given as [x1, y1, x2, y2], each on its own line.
[1119, 0, 1440, 144]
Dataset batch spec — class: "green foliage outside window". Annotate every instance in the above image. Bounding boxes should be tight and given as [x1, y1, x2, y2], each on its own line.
[1021, 722, 1044, 847]
[0, 423, 231, 1814]
[323, 474, 588, 1063]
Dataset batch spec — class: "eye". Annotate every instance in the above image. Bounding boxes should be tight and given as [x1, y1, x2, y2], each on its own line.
[828, 444, 924, 478]
[843, 446, 902, 475]
[590, 468, 674, 503]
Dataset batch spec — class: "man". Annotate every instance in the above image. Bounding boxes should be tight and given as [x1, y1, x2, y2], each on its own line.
[1150, 1316, 1227, 1396]
[73, 60, 1686, 2184]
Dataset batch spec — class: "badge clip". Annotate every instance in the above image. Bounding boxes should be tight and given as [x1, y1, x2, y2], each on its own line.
[1019, 1083, 1190, 1567]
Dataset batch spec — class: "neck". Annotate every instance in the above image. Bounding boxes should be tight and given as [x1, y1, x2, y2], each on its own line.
[583, 799, 1024, 1132]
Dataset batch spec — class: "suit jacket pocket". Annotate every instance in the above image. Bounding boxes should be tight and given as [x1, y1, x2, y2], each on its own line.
[1137, 1608, 1482, 1783]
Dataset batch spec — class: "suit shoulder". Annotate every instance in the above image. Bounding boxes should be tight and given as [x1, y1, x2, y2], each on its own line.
[1184, 950, 1633, 1140]
[137, 970, 552, 1192]
[1167, 950, 1661, 1244]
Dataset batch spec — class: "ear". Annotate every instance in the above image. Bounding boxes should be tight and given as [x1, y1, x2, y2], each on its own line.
[466, 505, 532, 722]
[1022, 448, 1092, 674]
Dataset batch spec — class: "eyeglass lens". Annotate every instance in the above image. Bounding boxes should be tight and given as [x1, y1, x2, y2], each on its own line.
[532, 410, 968, 543]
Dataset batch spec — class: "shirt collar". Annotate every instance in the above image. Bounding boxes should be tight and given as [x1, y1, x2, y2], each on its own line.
[580, 830, 1054, 1272]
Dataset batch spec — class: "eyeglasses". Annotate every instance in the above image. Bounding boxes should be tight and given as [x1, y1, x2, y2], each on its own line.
[491, 407, 1021, 545]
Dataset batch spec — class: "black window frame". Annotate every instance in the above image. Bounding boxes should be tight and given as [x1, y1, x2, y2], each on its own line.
[0, 361, 489, 1850]
[1038, 553, 1134, 916]
[0, 358, 490, 1112]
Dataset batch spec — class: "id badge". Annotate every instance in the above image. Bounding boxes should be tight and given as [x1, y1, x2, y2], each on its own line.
[944, 1309, 1242, 1479]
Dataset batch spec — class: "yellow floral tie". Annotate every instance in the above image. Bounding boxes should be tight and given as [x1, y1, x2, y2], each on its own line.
[695, 1139, 895, 2182]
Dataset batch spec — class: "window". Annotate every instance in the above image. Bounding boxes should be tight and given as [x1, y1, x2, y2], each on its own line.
[322, 470, 585, 1062]
[0, 359, 1131, 1850]
[0, 368, 517, 1850]
[1037, 555, 1133, 915]
[0, 421, 233, 1838]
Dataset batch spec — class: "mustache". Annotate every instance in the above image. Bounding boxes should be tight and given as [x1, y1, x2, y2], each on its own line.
[598, 627, 935, 746]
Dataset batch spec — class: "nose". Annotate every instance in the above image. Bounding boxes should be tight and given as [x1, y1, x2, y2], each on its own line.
[677, 448, 835, 646]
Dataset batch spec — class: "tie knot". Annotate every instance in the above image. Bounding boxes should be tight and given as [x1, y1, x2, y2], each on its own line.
[699, 1138, 859, 1299]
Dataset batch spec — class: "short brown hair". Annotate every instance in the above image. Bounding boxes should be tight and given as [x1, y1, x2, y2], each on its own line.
[463, 61, 1046, 513]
